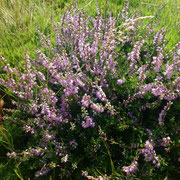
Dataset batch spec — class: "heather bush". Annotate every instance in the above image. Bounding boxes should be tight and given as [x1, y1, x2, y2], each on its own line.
[0, 3, 179, 179]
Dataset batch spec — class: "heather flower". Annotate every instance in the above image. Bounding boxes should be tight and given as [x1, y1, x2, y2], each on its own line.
[90, 103, 104, 113]
[128, 111, 138, 122]
[163, 61, 174, 79]
[96, 86, 107, 102]
[81, 116, 95, 128]
[141, 139, 160, 167]
[31, 148, 42, 156]
[82, 170, 109, 180]
[105, 101, 116, 115]
[161, 137, 171, 147]
[151, 85, 167, 97]
[153, 30, 166, 45]
[117, 77, 126, 85]
[35, 166, 50, 178]
[75, 78, 85, 88]
[24, 125, 35, 134]
[122, 161, 138, 175]
[146, 129, 152, 136]
[158, 101, 173, 126]
[136, 65, 147, 81]
[81, 94, 91, 108]
[44, 132, 55, 140]
[151, 52, 163, 72]
[35, 70, 46, 81]
[69, 140, 78, 149]
[7, 152, 17, 158]
[128, 40, 145, 72]
[61, 154, 68, 163]
[121, 1, 129, 21]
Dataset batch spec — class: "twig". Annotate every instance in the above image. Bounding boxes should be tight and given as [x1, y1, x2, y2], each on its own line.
[0, 99, 4, 125]
[81, 0, 94, 9]
[141, 2, 159, 6]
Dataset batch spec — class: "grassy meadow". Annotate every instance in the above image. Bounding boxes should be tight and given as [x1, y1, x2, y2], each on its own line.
[0, 0, 179, 66]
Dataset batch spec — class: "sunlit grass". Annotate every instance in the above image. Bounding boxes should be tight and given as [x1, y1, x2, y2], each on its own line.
[0, 0, 179, 66]
[0, 0, 68, 66]
[129, 0, 180, 49]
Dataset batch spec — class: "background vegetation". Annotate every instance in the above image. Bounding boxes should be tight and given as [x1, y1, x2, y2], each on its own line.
[0, 0, 179, 66]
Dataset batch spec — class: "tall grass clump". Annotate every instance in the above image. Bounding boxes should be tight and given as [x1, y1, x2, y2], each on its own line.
[0, 2, 179, 179]
[0, 0, 69, 69]
[130, 0, 180, 50]
[96, 0, 180, 50]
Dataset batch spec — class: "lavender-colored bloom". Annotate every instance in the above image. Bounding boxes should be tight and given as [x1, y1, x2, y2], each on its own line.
[146, 129, 152, 136]
[35, 166, 50, 177]
[141, 139, 160, 167]
[96, 86, 107, 102]
[24, 125, 35, 134]
[122, 161, 138, 175]
[81, 116, 95, 128]
[161, 137, 171, 147]
[163, 61, 174, 79]
[90, 103, 104, 113]
[81, 94, 91, 108]
[153, 30, 166, 45]
[151, 52, 163, 72]
[136, 65, 147, 81]
[158, 101, 173, 126]
[69, 140, 78, 149]
[7, 152, 17, 158]
[128, 40, 145, 73]
[117, 77, 126, 85]
[61, 154, 68, 163]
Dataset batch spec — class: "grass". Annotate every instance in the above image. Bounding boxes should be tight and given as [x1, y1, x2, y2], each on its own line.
[128, 0, 180, 50]
[0, 0, 69, 67]
[0, 0, 179, 66]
